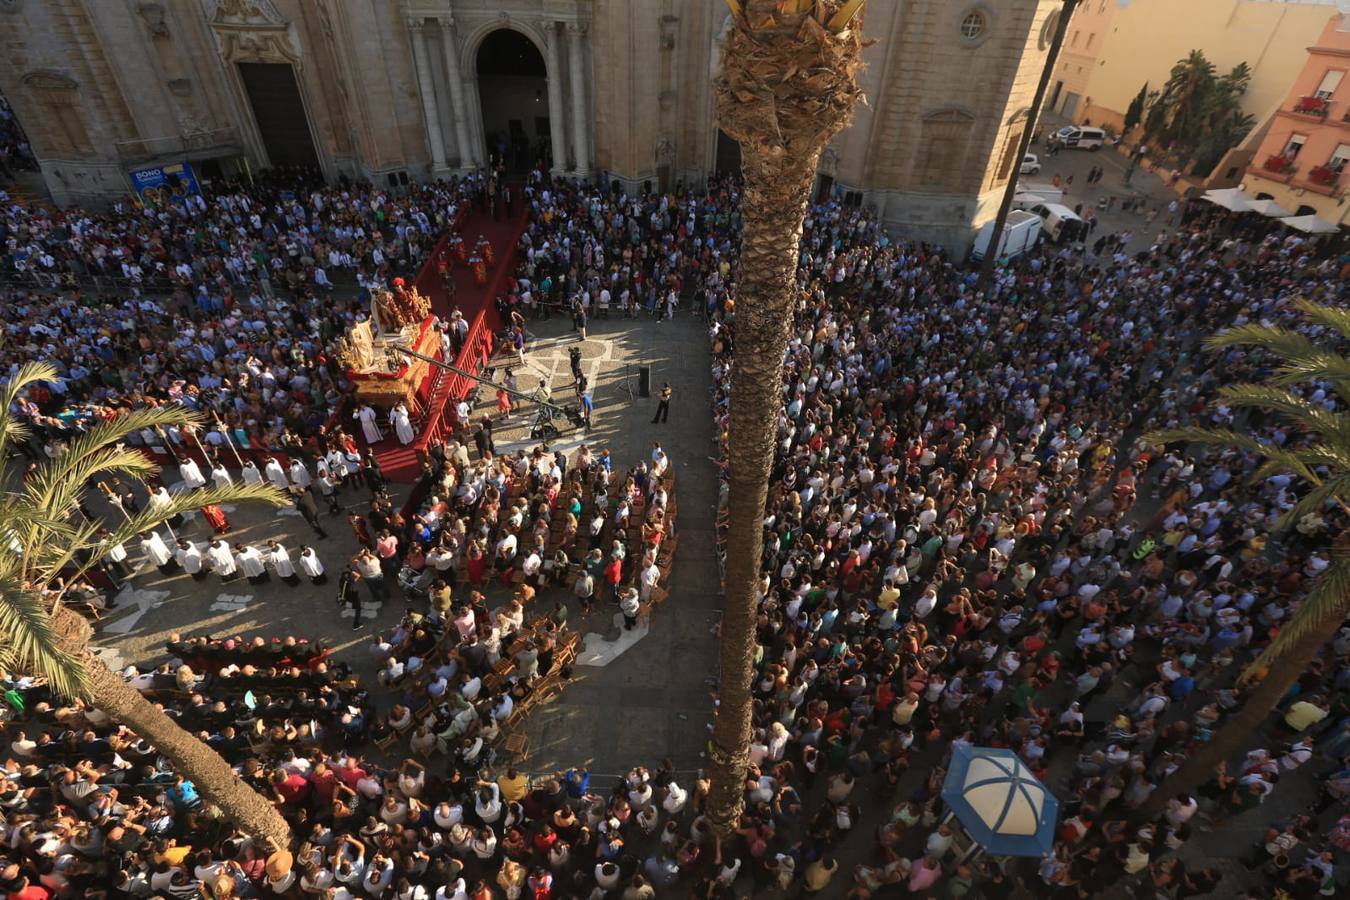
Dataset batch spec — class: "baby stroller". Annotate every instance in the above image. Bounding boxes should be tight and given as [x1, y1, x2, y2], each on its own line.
[397, 565, 428, 602]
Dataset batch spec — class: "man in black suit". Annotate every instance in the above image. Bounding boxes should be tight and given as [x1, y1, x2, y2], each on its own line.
[290, 485, 327, 538]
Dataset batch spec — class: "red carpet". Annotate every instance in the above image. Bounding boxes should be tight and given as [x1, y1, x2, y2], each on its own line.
[369, 200, 528, 482]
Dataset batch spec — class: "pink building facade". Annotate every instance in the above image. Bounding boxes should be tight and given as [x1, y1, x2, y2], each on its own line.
[1245, 13, 1350, 226]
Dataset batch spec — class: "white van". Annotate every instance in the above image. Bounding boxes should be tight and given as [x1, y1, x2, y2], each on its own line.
[1029, 202, 1084, 243]
[1049, 126, 1105, 151]
[970, 210, 1043, 262]
[1013, 181, 1064, 210]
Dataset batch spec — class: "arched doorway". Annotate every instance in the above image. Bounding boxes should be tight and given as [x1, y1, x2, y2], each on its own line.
[476, 29, 549, 173]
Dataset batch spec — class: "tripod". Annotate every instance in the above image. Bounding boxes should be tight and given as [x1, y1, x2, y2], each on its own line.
[622, 364, 636, 401]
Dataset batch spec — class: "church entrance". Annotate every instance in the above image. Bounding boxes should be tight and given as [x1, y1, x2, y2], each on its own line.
[714, 129, 741, 178]
[237, 62, 320, 176]
[476, 29, 549, 173]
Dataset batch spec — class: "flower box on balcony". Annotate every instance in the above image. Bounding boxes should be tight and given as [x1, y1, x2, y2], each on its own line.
[1293, 96, 1329, 117]
[1263, 154, 1295, 174]
[1308, 165, 1339, 187]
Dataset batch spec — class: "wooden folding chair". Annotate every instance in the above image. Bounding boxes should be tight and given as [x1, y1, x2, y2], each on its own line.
[503, 731, 530, 761]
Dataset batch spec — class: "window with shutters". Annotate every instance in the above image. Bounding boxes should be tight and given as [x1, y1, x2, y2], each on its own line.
[1315, 70, 1343, 100]
[1329, 143, 1350, 173]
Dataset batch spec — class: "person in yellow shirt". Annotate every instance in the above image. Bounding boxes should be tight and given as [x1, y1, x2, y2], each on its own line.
[497, 767, 529, 803]
[152, 839, 193, 867]
[804, 855, 838, 893]
[1284, 696, 1329, 733]
[877, 581, 901, 611]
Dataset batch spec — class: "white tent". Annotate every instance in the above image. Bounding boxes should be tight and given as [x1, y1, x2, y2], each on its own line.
[1278, 214, 1340, 234]
[1200, 187, 1255, 211]
[1244, 198, 1292, 219]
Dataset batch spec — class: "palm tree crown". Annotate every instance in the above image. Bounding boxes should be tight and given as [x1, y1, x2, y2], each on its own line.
[0, 361, 287, 698]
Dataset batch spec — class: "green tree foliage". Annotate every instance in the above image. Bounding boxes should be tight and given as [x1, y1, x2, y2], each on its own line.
[1144, 52, 1255, 174]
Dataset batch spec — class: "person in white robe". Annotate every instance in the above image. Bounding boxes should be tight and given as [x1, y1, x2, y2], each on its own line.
[176, 539, 206, 580]
[140, 531, 175, 572]
[210, 463, 234, 489]
[99, 531, 133, 580]
[149, 486, 170, 510]
[298, 546, 326, 585]
[264, 458, 290, 490]
[288, 459, 312, 489]
[356, 404, 383, 444]
[205, 539, 238, 580]
[240, 460, 264, 486]
[392, 403, 416, 446]
[266, 540, 298, 585]
[178, 458, 206, 490]
[236, 543, 268, 583]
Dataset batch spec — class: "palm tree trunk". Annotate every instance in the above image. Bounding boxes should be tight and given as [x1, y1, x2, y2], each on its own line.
[705, 1, 864, 843]
[1132, 615, 1340, 823]
[706, 155, 820, 840]
[82, 655, 293, 850]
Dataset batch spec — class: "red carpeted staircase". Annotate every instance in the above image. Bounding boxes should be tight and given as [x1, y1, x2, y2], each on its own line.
[368, 199, 528, 481]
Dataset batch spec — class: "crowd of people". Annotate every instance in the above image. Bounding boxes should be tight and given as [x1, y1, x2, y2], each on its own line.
[1, 169, 491, 460]
[696, 192, 1348, 897]
[2, 154, 1349, 900]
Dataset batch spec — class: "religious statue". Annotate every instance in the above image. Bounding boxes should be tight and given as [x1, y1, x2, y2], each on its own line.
[339, 321, 375, 370]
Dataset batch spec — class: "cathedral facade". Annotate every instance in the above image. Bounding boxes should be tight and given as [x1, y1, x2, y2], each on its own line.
[0, 0, 1061, 252]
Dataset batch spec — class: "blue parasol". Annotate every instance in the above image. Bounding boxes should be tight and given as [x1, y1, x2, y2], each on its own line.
[940, 744, 1059, 857]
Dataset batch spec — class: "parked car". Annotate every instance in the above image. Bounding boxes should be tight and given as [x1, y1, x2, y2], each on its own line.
[1020, 153, 1041, 175]
[1048, 126, 1105, 151]
[1029, 202, 1085, 243]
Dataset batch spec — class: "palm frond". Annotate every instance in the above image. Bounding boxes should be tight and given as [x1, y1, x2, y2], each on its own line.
[1205, 324, 1320, 358]
[1276, 474, 1350, 530]
[44, 482, 290, 588]
[1144, 428, 1320, 483]
[25, 445, 159, 511]
[1240, 555, 1350, 684]
[28, 406, 203, 509]
[1295, 299, 1350, 343]
[0, 362, 60, 462]
[1213, 384, 1350, 446]
[0, 572, 86, 698]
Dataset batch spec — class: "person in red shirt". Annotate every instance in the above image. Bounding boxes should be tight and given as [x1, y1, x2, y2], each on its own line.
[310, 761, 338, 807]
[271, 768, 310, 808]
[337, 757, 367, 791]
[604, 556, 623, 603]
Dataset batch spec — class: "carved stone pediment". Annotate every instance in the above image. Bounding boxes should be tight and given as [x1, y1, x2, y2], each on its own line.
[207, 0, 287, 27]
[204, 0, 300, 65]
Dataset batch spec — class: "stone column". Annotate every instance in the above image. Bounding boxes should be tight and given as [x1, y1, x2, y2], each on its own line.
[437, 17, 476, 169]
[409, 19, 446, 173]
[566, 22, 590, 176]
[544, 23, 568, 175]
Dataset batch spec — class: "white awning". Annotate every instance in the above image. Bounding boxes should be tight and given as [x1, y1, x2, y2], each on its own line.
[1278, 214, 1340, 234]
[1200, 187, 1255, 211]
[1244, 198, 1292, 218]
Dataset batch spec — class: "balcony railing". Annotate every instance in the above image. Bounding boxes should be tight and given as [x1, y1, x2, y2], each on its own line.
[113, 128, 240, 164]
[1307, 164, 1341, 188]
[1263, 154, 1297, 175]
[1292, 96, 1330, 118]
